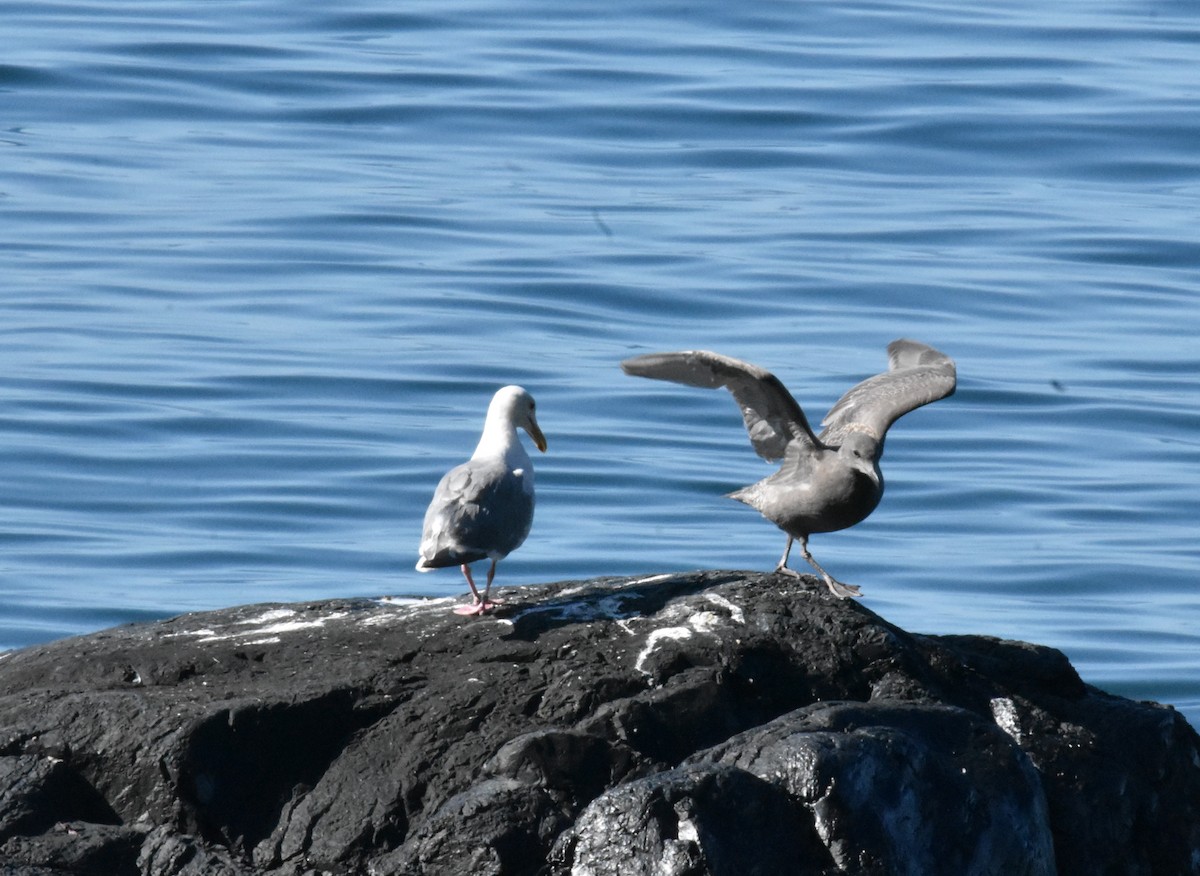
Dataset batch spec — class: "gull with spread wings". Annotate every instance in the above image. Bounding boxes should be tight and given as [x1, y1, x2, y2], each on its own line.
[621, 339, 955, 597]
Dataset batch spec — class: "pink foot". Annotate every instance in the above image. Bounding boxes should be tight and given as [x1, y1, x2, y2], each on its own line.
[452, 598, 502, 616]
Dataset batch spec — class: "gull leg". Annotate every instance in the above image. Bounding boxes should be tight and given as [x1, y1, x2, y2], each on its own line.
[479, 558, 503, 612]
[774, 537, 802, 578]
[453, 563, 488, 615]
[798, 536, 861, 599]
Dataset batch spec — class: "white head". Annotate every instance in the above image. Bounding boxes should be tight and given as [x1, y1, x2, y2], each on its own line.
[488, 385, 547, 452]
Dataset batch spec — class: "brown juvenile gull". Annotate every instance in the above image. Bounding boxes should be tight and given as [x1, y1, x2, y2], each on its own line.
[416, 385, 547, 615]
[620, 339, 955, 598]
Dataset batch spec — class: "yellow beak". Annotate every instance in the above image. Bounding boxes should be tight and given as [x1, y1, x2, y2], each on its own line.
[525, 417, 547, 453]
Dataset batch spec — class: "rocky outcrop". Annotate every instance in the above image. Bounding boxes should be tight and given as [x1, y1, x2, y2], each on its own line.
[0, 570, 1196, 875]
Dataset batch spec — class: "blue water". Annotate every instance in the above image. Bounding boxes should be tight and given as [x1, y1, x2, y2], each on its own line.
[3, 1, 1198, 722]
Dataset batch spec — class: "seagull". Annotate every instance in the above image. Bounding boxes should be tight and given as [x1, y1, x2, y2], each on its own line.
[620, 339, 955, 597]
[417, 386, 546, 615]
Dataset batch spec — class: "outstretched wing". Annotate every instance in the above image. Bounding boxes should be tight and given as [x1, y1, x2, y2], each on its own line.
[621, 350, 819, 461]
[819, 339, 956, 446]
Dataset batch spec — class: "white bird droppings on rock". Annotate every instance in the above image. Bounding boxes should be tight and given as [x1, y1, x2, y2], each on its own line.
[237, 608, 296, 626]
[635, 627, 694, 675]
[990, 697, 1022, 744]
[633, 601, 739, 676]
[704, 593, 745, 624]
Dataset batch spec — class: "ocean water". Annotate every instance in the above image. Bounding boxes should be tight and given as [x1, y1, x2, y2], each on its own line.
[3, 0, 1198, 723]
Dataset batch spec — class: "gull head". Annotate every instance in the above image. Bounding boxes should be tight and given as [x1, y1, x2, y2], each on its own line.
[837, 430, 880, 484]
[491, 385, 547, 452]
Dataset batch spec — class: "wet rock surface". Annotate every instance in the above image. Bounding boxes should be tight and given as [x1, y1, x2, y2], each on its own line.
[0, 570, 1197, 875]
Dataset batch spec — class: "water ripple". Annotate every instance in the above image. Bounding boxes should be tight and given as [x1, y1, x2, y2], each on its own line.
[2, 0, 1199, 725]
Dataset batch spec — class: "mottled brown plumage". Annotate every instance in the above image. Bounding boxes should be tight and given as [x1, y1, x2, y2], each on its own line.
[621, 339, 955, 597]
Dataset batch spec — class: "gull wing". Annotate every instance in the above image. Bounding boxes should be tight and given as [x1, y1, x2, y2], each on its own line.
[621, 350, 819, 461]
[418, 459, 534, 567]
[819, 339, 956, 446]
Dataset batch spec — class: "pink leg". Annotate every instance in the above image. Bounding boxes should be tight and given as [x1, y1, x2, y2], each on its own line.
[453, 564, 486, 615]
[452, 561, 505, 615]
[479, 558, 503, 611]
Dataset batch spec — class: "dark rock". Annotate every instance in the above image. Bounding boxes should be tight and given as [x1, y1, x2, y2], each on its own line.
[549, 764, 829, 876]
[377, 776, 567, 876]
[137, 825, 255, 876]
[0, 755, 119, 843]
[1, 821, 143, 875]
[685, 701, 1055, 875]
[0, 570, 1196, 875]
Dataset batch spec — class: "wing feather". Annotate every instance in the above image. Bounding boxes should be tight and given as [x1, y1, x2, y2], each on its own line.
[621, 350, 818, 461]
[419, 460, 534, 566]
[819, 339, 956, 446]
